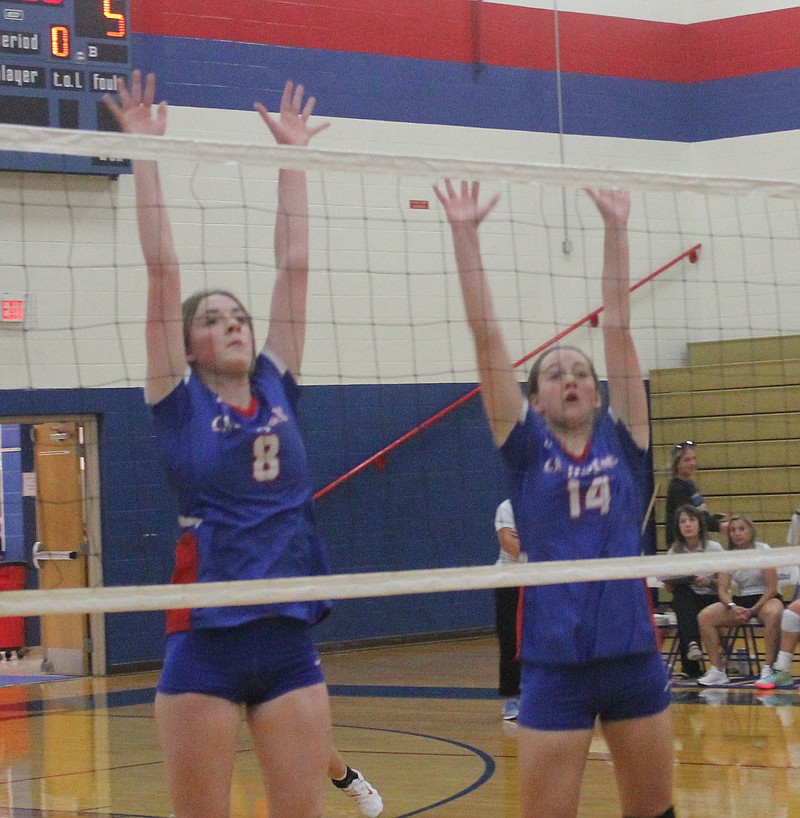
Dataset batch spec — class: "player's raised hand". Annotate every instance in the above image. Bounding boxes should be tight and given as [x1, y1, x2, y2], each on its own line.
[434, 180, 499, 228]
[103, 70, 167, 137]
[254, 80, 330, 147]
[585, 188, 630, 228]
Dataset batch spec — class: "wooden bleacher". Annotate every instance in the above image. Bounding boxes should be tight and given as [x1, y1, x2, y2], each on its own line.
[651, 335, 800, 674]
[650, 333, 800, 551]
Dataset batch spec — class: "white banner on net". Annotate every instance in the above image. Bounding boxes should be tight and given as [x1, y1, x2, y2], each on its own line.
[3, 123, 800, 197]
[1, 546, 800, 618]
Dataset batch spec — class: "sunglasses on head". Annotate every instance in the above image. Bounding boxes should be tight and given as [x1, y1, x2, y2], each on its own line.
[673, 440, 695, 453]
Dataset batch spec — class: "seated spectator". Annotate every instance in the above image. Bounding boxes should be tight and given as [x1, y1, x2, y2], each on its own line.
[665, 441, 728, 547]
[697, 515, 784, 687]
[662, 505, 724, 678]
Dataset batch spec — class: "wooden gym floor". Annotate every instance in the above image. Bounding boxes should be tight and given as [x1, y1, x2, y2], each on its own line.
[1, 636, 799, 817]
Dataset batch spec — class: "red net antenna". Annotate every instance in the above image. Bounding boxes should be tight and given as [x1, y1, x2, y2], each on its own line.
[313, 243, 701, 501]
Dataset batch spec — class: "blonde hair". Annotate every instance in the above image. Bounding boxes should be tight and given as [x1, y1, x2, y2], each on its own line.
[670, 441, 696, 476]
[726, 514, 756, 550]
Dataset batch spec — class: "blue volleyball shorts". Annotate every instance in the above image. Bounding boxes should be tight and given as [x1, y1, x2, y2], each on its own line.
[518, 651, 671, 731]
[157, 616, 325, 707]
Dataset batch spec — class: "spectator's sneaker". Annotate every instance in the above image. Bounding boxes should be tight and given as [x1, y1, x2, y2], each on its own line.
[687, 641, 703, 661]
[698, 666, 729, 686]
[341, 770, 384, 818]
[502, 697, 519, 720]
[755, 668, 795, 690]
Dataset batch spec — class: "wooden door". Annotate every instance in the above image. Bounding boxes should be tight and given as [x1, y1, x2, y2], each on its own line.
[33, 421, 88, 675]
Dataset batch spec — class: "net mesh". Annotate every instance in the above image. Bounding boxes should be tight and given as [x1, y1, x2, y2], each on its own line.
[1, 124, 799, 615]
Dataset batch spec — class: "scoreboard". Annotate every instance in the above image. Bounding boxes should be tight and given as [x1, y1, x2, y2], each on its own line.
[0, 0, 131, 174]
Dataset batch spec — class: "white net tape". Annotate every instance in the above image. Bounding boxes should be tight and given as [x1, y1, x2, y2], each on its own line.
[2, 124, 799, 620]
[3, 123, 800, 196]
[1, 547, 799, 618]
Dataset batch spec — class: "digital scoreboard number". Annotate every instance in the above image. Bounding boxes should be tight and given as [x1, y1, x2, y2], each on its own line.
[0, 0, 131, 174]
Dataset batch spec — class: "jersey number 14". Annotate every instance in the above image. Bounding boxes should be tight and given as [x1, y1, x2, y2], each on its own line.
[567, 475, 610, 519]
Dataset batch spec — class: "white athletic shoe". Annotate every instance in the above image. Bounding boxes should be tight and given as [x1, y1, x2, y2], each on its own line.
[341, 769, 384, 818]
[698, 666, 729, 687]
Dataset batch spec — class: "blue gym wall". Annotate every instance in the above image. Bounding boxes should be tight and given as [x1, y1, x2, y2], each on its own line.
[0, 382, 509, 668]
[2, 376, 654, 670]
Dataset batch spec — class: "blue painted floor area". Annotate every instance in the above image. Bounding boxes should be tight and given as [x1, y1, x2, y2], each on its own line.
[328, 684, 500, 699]
[1, 809, 189, 817]
[0, 675, 71, 687]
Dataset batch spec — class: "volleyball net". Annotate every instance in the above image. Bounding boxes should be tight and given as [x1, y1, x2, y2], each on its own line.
[1, 123, 799, 623]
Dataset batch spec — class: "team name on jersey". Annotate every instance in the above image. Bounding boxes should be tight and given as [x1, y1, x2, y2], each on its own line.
[543, 454, 618, 478]
[258, 406, 289, 434]
[210, 405, 289, 435]
[211, 414, 242, 433]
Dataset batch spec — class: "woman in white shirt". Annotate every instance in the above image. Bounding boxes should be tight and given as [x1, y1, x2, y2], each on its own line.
[697, 515, 785, 686]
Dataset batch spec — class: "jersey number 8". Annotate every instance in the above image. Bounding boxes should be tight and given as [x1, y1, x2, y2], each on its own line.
[253, 433, 280, 482]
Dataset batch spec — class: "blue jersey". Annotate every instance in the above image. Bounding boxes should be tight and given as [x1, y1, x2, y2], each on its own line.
[151, 349, 331, 632]
[502, 405, 657, 666]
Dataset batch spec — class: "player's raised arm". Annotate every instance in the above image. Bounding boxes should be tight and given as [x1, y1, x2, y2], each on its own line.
[434, 180, 521, 446]
[104, 70, 184, 404]
[254, 81, 329, 378]
[586, 188, 649, 450]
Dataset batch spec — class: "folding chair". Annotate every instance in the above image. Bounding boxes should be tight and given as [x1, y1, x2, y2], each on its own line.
[722, 624, 761, 677]
[657, 620, 679, 673]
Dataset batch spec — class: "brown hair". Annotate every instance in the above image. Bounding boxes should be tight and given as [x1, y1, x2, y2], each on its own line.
[181, 289, 255, 363]
[525, 344, 600, 397]
[673, 504, 708, 550]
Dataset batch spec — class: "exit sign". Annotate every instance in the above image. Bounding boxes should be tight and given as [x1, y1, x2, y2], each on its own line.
[1, 297, 25, 324]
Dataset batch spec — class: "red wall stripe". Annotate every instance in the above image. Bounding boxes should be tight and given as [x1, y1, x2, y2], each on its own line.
[687, 9, 800, 80]
[129, 1, 800, 82]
